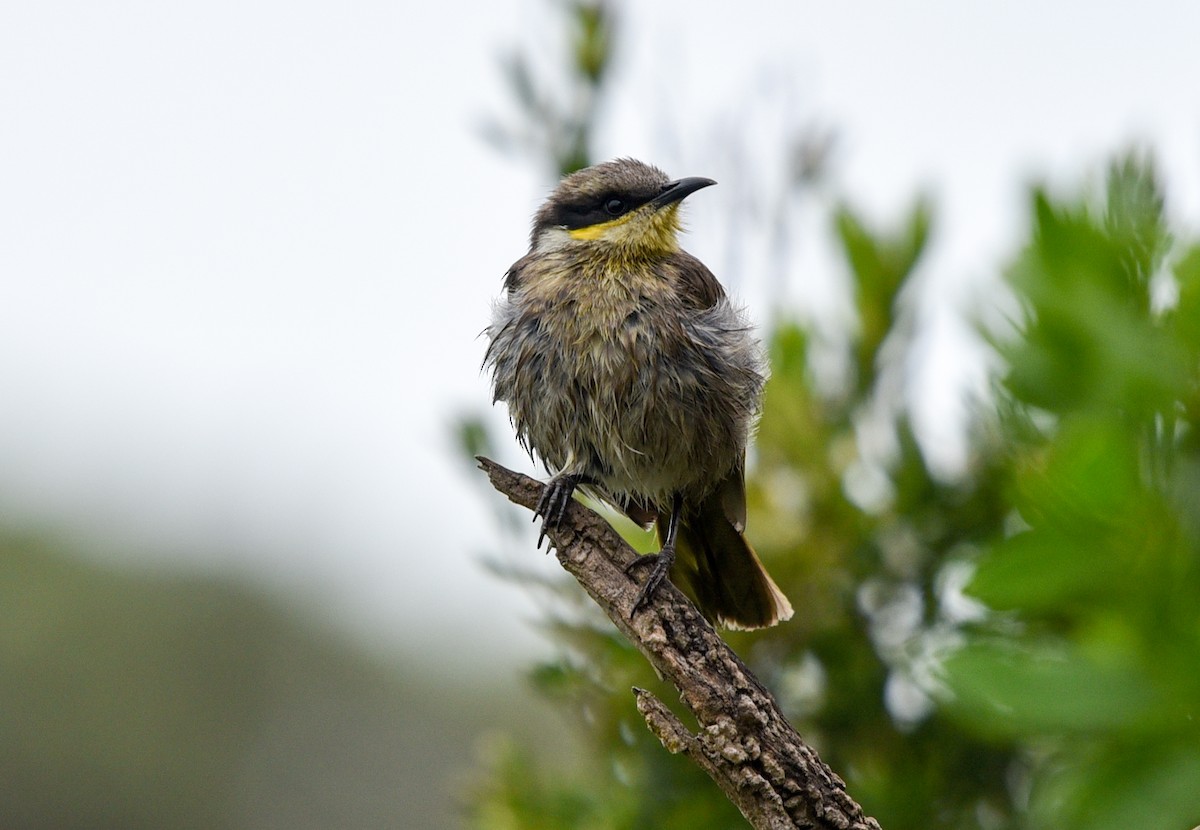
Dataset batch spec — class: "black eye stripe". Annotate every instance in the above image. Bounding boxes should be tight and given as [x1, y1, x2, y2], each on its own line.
[551, 188, 658, 230]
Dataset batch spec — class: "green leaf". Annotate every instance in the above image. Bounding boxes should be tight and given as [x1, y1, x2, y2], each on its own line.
[943, 640, 1155, 736]
[1012, 417, 1141, 528]
[1103, 152, 1170, 292]
[968, 529, 1114, 610]
[1031, 745, 1200, 830]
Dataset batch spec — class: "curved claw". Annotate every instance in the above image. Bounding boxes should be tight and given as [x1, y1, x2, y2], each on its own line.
[533, 474, 581, 549]
[623, 554, 655, 575]
[627, 492, 682, 617]
[628, 543, 676, 617]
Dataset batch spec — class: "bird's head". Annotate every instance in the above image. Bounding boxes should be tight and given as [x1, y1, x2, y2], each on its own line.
[530, 158, 715, 256]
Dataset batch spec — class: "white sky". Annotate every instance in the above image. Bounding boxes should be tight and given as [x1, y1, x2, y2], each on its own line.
[2, 0, 1198, 664]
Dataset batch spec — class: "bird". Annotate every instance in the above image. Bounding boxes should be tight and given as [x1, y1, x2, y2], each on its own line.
[484, 158, 792, 630]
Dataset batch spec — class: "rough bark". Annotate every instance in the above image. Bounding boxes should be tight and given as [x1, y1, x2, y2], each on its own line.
[479, 457, 882, 830]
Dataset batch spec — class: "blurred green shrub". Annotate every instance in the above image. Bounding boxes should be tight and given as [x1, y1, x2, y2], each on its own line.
[939, 157, 1200, 830]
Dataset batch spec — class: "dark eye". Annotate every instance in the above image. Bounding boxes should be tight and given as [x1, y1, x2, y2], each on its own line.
[604, 198, 626, 216]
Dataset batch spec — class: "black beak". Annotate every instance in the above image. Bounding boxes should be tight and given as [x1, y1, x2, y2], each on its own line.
[650, 176, 716, 210]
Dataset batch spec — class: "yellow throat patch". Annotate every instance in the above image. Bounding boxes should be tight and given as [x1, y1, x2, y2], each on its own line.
[566, 210, 637, 241]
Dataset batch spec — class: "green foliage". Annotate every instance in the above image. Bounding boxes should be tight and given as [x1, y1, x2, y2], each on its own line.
[941, 156, 1200, 830]
[1001, 180, 1187, 416]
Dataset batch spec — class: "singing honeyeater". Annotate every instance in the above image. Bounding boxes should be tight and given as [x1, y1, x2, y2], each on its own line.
[484, 158, 792, 629]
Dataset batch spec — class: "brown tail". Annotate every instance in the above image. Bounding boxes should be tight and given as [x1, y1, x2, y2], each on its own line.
[666, 494, 793, 630]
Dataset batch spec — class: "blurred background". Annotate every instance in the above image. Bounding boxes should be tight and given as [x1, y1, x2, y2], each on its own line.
[3, 1, 1200, 828]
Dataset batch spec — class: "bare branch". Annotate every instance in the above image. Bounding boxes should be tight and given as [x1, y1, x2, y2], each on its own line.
[478, 457, 882, 830]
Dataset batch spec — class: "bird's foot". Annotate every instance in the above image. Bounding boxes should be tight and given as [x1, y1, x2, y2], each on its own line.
[534, 474, 582, 549]
[625, 542, 676, 617]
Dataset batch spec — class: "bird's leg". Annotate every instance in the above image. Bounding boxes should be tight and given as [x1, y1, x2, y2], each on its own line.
[533, 472, 592, 549]
[626, 493, 682, 616]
